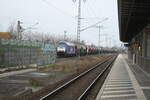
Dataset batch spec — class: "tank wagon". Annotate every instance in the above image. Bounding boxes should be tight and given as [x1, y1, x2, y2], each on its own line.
[74, 42, 87, 56]
[86, 45, 99, 55]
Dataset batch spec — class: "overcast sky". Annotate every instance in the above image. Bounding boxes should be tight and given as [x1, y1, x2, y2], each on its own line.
[0, 0, 121, 47]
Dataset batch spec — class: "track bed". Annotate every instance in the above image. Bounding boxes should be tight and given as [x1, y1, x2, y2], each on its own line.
[41, 55, 117, 100]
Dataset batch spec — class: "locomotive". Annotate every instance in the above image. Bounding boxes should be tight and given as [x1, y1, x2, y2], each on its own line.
[57, 41, 76, 56]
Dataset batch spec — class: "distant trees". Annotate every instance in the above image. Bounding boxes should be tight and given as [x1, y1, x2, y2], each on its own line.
[21, 31, 78, 43]
[6, 21, 82, 43]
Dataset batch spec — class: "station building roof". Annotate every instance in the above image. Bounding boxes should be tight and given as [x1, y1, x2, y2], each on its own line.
[118, 0, 150, 42]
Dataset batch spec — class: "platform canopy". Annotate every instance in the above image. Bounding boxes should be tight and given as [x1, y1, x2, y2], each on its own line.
[118, 0, 150, 42]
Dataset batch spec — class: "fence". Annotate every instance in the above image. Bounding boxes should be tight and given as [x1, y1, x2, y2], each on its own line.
[0, 38, 56, 68]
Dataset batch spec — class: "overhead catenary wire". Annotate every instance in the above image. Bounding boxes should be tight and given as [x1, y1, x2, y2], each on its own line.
[82, 1, 94, 28]
[81, 0, 102, 32]
[42, 0, 76, 19]
[80, 18, 108, 32]
[86, 0, 97, 19]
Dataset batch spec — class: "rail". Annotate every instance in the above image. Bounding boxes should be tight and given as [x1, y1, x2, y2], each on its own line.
[40, 55, 117, 100]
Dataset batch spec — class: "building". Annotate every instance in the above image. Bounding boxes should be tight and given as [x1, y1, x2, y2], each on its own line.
[0, 32, 10, 38]
[118, 0, 150, 73]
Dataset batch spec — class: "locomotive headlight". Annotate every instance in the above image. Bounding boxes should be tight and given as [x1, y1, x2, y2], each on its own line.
[57, 46, 66, 52]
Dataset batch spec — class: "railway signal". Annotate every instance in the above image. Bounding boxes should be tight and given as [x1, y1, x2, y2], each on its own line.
[17, 20, 23, 40]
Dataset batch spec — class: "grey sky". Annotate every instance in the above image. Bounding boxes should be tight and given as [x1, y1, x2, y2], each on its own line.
[0, 0, 121, 47]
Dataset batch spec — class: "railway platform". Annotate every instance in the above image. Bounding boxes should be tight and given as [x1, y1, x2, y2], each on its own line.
[96, 54, 149, 100]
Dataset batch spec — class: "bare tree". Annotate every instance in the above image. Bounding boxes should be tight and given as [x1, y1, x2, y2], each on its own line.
[7, 21, 18, 39]
[19, 30, 80, 44]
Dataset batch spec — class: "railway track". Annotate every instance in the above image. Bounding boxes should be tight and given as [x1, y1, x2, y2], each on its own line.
[40, 55, 117, 100]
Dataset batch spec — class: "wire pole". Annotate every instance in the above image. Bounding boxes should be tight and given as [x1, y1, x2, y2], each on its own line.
[77, 0, 81, 43]
[95, 25, 102, 55]
[98, 25, 101, 55]
[73, 0, 84, 58]
[64, 30, 67, 40]
[77, 0, 81, 58]
[105, 34, 108, 47]
[73, 0, 86, 58]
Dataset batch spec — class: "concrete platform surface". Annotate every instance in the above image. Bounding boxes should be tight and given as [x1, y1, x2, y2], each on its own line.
[126, 55, 150, 100]
[96, 54, 147, 100]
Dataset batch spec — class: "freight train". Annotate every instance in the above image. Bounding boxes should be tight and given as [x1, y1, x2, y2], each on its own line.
[56, 41, 101, 57]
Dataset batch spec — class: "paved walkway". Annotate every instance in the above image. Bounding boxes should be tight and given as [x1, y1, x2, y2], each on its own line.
[96, 54, 147, 100]
[0, 69, 36, 78]
[126, 55, 150, 100]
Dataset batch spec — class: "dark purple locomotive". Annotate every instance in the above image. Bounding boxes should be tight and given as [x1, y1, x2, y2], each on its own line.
[57, 41, 76, 56]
